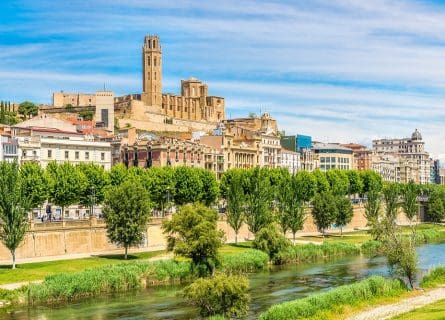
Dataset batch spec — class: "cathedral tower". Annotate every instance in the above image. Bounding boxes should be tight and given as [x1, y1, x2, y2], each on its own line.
[142, 35, 162, 106]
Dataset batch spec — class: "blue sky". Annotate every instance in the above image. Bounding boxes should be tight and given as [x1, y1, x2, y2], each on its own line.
[1, 0, 445, 157]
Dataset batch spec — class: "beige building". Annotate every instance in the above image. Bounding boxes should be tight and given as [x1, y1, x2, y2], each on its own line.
[313, 143, 353, 171]
[373, 129, 430, 184]
[113, 35, 225, 132]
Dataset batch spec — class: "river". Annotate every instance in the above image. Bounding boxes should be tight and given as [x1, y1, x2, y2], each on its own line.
[3, 242, 445, 320]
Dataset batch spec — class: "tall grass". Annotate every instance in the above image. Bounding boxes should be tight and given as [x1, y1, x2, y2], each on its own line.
[220, 249, 268, 273]
[274, 242, 360, 264]
[259, 276, 407, 320]
[420, 266, 445, 288]
[28, 260, 192, 304]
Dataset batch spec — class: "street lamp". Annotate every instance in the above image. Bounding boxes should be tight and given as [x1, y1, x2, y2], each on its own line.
[89, 186, 96, 218]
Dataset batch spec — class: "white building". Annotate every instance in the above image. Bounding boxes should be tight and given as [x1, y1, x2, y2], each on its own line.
[13, 115, 112, 169]
[281, 148, 300, 175]
[0, 133, 18, 163]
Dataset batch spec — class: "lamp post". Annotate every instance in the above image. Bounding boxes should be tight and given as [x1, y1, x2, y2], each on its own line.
[89, 186, 96, 218]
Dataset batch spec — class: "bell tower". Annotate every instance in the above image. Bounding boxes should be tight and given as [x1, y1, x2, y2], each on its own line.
[142, 35, 162, 106]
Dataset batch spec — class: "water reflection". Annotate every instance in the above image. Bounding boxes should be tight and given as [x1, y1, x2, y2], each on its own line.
[4, 243, 445, 320]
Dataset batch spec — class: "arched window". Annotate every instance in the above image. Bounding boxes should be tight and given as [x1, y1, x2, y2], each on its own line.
[147, 56, 150, 66]
[154, 57, 157, 66]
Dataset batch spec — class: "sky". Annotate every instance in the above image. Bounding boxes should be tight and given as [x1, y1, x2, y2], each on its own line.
[1, 0, 445, 158]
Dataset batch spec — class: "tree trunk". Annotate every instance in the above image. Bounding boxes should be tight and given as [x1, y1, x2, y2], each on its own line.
[124, 245, 128, 260]
[11, 250, 16, 269]
[293, 232, 296, 242]
[340, 226, 343, 237]
[235, 232, 238, 244]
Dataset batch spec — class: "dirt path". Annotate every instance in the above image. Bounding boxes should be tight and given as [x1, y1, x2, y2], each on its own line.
[347, 287, 445, 320]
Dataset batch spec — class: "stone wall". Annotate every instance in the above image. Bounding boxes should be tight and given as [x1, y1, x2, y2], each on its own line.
[0, 205, 416, 262]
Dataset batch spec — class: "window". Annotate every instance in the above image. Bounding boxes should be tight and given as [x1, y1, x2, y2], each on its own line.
[154, 72, 156, 80]
[65, 151, 69, 159]
[75, 151, 79, 160]
[154, 57, 157, 66]
[47, 150, 52, 158]
[147, 57, 150, 66]
[85, 152, 89, 160]
[101, 153, 105, 161]
[147, 72, 150, 80]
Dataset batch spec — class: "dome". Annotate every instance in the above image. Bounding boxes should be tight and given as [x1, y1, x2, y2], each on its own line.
[411, 129, 422, 141]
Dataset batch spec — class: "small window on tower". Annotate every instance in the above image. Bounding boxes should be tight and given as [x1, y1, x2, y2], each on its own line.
[147, 57, 150, 66]
[154, 57, 157, 66]
[154, 72, 156, 80]
[147, 72, 150, 80]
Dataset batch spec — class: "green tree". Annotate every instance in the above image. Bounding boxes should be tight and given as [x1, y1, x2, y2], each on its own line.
[144, 167, 175, 215]
[427, 188, 445, 223]
[383, 182, 400, 225]
[77, 163, 110, 216]
[252, 224, 290, 262]
[103, 179, 152, 259]
[384, 235, 417, 289]
[335, 196, 353, 236]
[276, 175, 306, 240]
[244, 168, 273, 235]
[326, 169, 349, 196]
[162, 204, 225, 276]
[47, 162, 86, 219]
[19, 162, 48, 214]
[184, 274, 250, 318]
[173, 167, 204, 205]
[312, 169, 330, 193]
[401, 181, 419, 232]
[18, 101, 38, 119]
[0, 162, 31, 268]
[226, 172, 245, 244]
[361, 170, 383, 195]
[294, 170, 317, 203]
[0, 101, 5, 124]
[346, 170, 363, 196]
[108, 163, 128, 186]
[197, 168, 219, 206]
[78, 110, 94, 121]
[363, 175, 383, 240]
[311, 191, 338, 236]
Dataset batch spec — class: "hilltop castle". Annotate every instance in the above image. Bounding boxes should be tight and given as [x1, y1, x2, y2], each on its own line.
[51, 35, 225, 133]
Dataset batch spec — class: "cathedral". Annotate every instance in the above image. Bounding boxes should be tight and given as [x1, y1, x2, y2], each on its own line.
[114, 35, 225, 131]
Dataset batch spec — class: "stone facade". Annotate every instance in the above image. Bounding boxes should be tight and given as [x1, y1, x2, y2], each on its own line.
[113, 35, 225, 133]
[313, 143, 353, 171]
[341, 143, 372, 171]
[281, 148, 300, 174]
[372, 129, 431, 184]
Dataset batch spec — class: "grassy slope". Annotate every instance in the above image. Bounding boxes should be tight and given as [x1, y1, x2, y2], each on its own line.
[390, 299, 445, 320]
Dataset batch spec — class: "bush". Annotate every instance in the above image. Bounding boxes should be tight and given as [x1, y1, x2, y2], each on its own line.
[28, 260, 192, 304]
[421, 267, 445, 288]
[259, 276, 407, 320]
[275, 242, 360, 265]
[252, 225, 290, 262]
[184, 274, 250, 318]
[220, 249, 269, 273]
[414, 229, 444, 244]
[361, 240, 383, 256]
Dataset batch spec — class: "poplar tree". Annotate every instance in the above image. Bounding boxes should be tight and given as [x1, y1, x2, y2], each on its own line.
[0, 162, 31, 268]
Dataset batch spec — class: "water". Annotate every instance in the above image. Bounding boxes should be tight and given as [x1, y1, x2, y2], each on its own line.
[4, 243, 445, 320]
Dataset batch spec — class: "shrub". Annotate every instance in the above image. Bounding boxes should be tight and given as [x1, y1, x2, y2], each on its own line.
[221, 249, 269, 273]
[421, 267, 445, 288]
[28, 260, 192, 304]
[252, 225, 290, 262]
[184, 274, 250, 318]
[259, 276, 407, 320]
[275, 242, 360, 265]
[361, 240, 383, 256]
